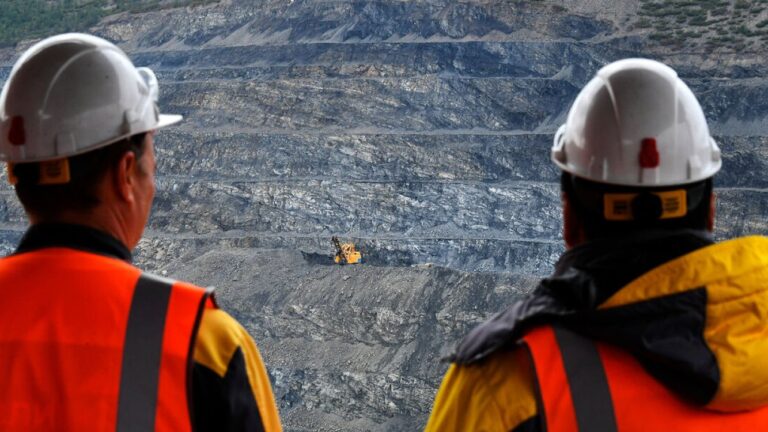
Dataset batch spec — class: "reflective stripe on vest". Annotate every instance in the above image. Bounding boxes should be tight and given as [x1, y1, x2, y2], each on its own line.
[117, 274, 173, 431]
[524, 325, 768, 432]
[0, 249, 213, 431]
[128, 274, 213, 432]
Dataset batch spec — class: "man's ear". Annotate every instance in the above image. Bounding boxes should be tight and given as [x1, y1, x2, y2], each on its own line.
[562, 192, 584, 249]
[113, 151, 138, 204]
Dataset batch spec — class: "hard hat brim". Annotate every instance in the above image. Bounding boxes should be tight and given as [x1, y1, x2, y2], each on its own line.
[156, 114, 183, 129]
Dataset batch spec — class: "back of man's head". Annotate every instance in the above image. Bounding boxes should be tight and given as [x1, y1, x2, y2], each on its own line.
[12, 133, 148, 218]
[552, 58, 721, 244]
[0, 33, 180, 221]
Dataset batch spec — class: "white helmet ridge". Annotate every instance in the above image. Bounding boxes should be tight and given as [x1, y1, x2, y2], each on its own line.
[0, 33, 182, 163]
[552, 58, 721, 187]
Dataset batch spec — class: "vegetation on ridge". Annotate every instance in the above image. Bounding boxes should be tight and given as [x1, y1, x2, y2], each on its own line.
[634, 0, 768, 51]
[0, 0, 219, 47]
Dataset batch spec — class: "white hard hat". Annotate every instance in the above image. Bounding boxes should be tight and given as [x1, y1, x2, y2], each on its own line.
[0, 33, 181, 163]
[552, 58, 721, 187]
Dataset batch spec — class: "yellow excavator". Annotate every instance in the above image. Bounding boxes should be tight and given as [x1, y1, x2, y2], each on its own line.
[332, 236, 362, 265]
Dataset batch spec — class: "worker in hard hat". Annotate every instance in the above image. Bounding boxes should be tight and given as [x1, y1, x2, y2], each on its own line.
[0, 34, 281, 431]
[425, 58, 768, 431]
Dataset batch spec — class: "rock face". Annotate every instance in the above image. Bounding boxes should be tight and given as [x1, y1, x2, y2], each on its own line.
[0, 1, 767, 430]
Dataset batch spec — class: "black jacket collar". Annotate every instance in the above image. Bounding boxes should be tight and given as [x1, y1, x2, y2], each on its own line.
[551, 229, 714, 307]
[450, 229, 714, 365]
[15, 223, 132, 262]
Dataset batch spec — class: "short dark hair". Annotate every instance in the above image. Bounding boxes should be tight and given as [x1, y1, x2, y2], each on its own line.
[13, 133, 147, 218]
[561, 172, 713, 240]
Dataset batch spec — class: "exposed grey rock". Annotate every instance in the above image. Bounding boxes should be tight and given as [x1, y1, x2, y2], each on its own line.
[163, 248, 538, 429]
[0, 1, 766, 431]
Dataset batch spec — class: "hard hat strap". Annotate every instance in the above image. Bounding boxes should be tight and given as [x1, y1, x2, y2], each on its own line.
[603, 190, 687, 221]
[563, 173, 710, 224]
[7, 159, 71, 186]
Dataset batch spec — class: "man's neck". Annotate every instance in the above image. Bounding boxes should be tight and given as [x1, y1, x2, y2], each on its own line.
[15, 223, 133, 261]
[29, 209, 133, 251]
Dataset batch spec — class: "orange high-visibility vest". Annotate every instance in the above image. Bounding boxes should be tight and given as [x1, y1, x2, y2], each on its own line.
[523, 325, 768, 432]
[0, 248, 213, 431]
